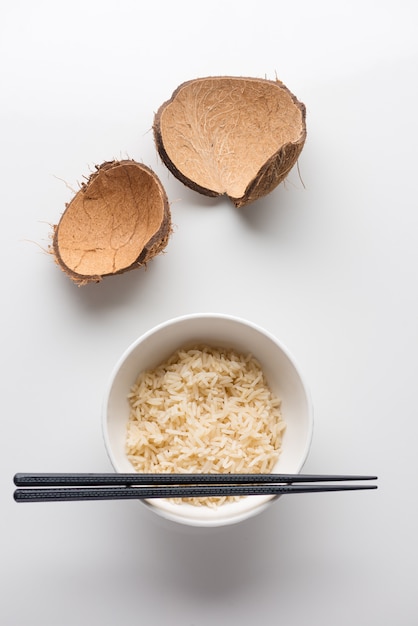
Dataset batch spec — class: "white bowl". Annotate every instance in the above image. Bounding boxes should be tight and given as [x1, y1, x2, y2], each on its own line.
[102, 313, 313, 527]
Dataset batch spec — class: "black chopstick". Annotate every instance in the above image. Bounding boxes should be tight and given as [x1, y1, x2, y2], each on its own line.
[13, 472, 377, 487]
[13, 483, 377, 503]
[13, 472, 377, 502]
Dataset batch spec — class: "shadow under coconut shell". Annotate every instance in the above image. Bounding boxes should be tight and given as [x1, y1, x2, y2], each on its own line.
[231, 187, 288, 233]
[51, 253, 167, 315]
[238, 173, 307, 234]
[168, 173, 291, 222]
[166, 158, 306, 231]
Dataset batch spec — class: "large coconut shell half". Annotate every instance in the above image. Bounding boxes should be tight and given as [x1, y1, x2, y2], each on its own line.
[154, 76, 306, 208]
[52, 160, 171, 285]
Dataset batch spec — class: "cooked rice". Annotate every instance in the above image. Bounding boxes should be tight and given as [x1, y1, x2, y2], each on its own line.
[126, 345, 286, 507]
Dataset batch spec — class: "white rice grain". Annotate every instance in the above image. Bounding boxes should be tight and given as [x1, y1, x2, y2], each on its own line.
[126, 345, 286, 507]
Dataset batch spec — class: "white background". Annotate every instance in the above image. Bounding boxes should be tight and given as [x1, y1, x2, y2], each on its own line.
[1, 1, 417, 624]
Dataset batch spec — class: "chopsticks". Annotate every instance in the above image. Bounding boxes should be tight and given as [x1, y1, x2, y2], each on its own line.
[13, 472, 378, 503]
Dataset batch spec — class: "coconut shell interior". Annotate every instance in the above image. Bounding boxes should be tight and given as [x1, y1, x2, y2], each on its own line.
[52, 160, 171, 284]
[154, 77, 306, 207]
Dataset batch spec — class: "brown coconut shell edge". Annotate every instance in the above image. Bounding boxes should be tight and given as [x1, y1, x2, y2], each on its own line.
[153, 76, 307, 208]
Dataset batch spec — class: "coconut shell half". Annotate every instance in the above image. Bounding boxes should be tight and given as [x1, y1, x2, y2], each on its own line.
[154, 76, 306, 208]
[52, 160, 171, 285]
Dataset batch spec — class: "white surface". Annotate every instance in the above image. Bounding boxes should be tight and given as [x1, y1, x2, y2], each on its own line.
[1, 1, 417, 624]
[103, 313, 313, 527]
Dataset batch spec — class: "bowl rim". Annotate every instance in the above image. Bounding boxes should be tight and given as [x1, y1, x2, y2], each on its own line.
[102, 312, 314, 527]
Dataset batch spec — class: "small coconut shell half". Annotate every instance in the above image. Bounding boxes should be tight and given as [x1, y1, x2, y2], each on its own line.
[153, 76, 306, 208]
[51, 160, 171, 285]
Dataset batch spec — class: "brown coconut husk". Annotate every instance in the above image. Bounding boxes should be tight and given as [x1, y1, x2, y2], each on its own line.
[154, 76, 306, 208]
[51, 160, 171, 285]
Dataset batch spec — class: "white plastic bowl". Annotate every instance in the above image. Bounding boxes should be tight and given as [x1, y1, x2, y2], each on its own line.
[102, 313, 313, 527]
